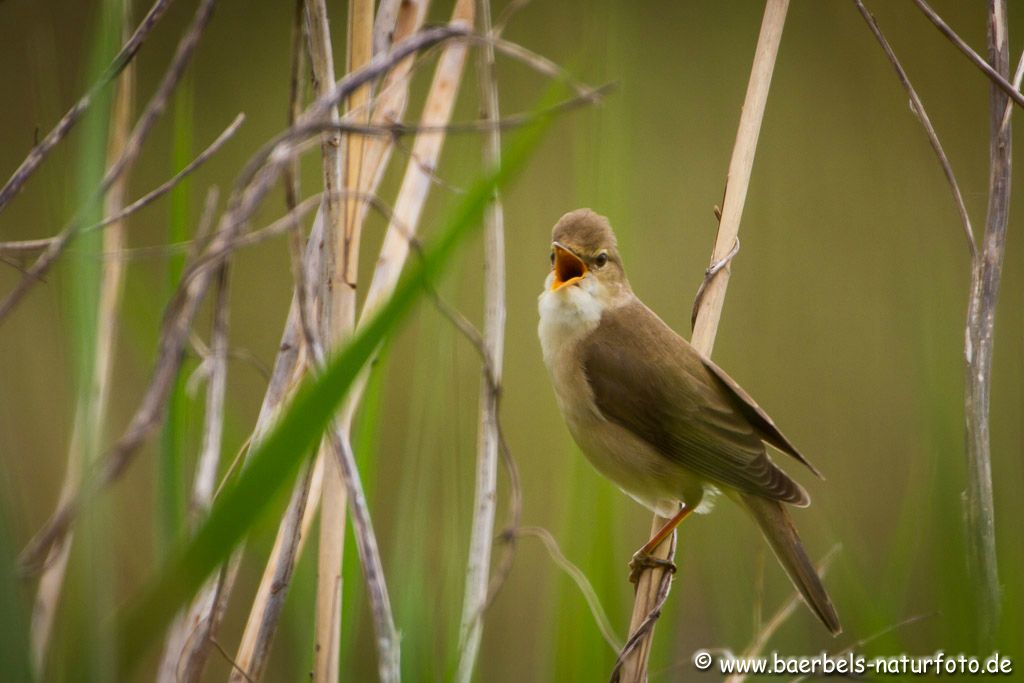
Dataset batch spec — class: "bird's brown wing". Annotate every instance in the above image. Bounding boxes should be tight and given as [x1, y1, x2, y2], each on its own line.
[700, 356, 823, 478]
[581, 300, 809, 506]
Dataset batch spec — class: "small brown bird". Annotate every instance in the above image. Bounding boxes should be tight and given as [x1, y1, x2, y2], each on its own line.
[537, 208, 840, 635]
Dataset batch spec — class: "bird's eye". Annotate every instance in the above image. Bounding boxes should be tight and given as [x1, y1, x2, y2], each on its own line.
[550, 251, 555, 265]
[595, 252, 608, 268]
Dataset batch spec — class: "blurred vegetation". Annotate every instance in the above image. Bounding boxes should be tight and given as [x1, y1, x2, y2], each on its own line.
[0, 0, 1022, 681]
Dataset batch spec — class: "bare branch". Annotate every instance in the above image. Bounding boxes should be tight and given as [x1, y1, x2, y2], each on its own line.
[0, 0, 218, 327]
[0, 0, 176, 214]
[94, 114, 244, 237]
[912, 0, 1024, 111]
[0, 114, 243, 260]
[857, 1, 979, 257]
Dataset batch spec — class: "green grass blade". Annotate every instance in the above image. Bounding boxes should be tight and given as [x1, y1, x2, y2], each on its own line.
[64, 1, 120, 679]
[0, 506, 32, 682]
[157, 74, 195, 560]
[115, 109, 551, 673]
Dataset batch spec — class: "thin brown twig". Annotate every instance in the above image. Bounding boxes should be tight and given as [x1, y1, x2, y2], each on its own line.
[0, 114, 244, 258]
[91, 114, 244, 236]
[853, 0, 976, 258]
[0, 0, 218, 328]
[0, 0, 176, 214]
[18, 179, 226, 574]
[912, 0, 1024, 111]
[209, 637, 255, 683]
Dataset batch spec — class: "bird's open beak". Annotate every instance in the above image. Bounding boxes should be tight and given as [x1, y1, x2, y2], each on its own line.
[551, 242, 587, 291]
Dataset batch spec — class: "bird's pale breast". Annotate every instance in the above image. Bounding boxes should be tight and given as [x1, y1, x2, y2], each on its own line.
[538, 290, 705, 516]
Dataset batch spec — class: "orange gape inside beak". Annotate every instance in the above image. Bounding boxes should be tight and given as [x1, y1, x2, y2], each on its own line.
[552, 244, 587, 290]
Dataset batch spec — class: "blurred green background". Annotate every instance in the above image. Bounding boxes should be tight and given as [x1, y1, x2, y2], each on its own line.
[1, 0, 1023, 680]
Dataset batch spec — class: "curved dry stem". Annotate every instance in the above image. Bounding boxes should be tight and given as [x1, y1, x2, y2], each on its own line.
[518, 527, 622, 652]
[912, 0, 1024, 110]
[0, 0, 217, 328]
[0, 0, 176, 214]
[853, 0, 976, 258]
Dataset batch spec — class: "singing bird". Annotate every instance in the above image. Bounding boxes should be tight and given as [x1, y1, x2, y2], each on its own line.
[537, 208, 840, 635]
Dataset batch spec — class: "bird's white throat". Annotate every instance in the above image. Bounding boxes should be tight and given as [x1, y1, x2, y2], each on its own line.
[537, 274, 606, 368]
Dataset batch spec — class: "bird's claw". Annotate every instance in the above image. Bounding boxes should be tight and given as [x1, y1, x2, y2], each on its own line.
[628, 551, 677, 584]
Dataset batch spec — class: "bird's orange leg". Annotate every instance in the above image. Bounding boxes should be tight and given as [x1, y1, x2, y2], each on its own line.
[628, 505, 694, 584]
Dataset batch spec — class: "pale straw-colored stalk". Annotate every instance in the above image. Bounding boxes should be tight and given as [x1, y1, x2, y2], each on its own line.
[304, 0, 356, 677]
[455, 0, 505, 679]
[616, 1, 790, 680]
[231, 2, 434, 679]
[29, 4, 134, 671]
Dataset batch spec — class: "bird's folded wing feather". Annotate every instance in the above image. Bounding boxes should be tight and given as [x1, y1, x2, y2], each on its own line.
[580, 301, 809, 506]
[700, 355, 823, 478]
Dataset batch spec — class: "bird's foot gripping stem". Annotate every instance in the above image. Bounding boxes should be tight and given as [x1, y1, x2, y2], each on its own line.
[628, 552, 677, 584]
[627, 505, 694, 584]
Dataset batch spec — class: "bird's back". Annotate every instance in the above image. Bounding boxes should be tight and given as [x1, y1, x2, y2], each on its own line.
[579, 298, 815, 506]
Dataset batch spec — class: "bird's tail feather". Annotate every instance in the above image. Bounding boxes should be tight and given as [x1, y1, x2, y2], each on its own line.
[739, 492, 842, 635]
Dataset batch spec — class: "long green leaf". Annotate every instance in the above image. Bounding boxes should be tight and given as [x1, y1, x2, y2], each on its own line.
[157, 73, 195, 560]
[116, 109, 550, 673]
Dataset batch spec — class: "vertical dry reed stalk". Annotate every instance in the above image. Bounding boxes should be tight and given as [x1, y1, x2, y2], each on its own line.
[302, 1, 349, 679]
[617, 1, 790, 679]
[456, 0, 505, 679]
[29, 3, 134, 671]
[230, 4, 431, 678]
[964, 0, 1011, 648]
[859, 0, 1019, 651]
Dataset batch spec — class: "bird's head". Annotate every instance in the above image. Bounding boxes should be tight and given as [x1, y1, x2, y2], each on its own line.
[545, 209, 631, 306]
